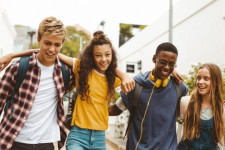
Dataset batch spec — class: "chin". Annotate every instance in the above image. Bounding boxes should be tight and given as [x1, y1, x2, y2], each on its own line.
[160, 76, 169, 80]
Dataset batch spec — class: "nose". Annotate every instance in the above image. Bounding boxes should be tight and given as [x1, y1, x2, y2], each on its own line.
[49, 45, 55, 52]
[197, 78, 204, 85]
[101, 56, 106, 61]
[199, 79, 204, 83]
[163, 63, 170, 70]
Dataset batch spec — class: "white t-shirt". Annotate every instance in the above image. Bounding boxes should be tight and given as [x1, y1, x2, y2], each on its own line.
[15, 58, 60, 144]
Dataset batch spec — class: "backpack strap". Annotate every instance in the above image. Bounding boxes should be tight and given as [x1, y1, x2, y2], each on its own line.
[61, 62, 70, 92]
[124, 82, 143, 139]
[171, 76, 182, 119]
[5, 56, 30, 119]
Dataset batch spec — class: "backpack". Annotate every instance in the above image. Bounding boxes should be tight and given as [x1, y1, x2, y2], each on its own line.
[124, 76, 182, 138]
[4, 56, 71, 119]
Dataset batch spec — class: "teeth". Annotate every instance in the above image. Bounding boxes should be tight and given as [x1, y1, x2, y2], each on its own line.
[199, 87, 206, 89]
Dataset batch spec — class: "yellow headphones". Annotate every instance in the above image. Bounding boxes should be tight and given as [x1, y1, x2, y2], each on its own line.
[149, 69, 170, 88]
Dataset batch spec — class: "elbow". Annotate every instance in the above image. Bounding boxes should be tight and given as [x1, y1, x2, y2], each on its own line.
[109, 104, 123, 116]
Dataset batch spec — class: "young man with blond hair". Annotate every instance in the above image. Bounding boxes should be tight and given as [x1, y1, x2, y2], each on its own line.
[0, 16, 75, 150]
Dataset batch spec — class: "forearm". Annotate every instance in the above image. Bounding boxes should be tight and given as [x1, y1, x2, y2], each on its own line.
[58, 53, 73, 68]
[115, 67, 125, 79]
[109, 97, 127, 116]
[9, 49, 38, 59]
[115, 68, 135, 94]
[108, 104, 123, 116]
[0, 49, 38, 72]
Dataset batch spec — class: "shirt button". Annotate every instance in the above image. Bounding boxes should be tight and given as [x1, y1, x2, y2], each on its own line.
[15, 132, 18, 135]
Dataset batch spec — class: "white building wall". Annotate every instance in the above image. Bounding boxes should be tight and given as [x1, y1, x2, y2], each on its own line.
[0, 9, 16, 76]
[0, 10, 16, 56]
[118, 0, 225, 75]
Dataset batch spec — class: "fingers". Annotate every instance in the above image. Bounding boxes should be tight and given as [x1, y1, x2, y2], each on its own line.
[121, 79, 135, 94]
[176, 77, 184, 84]
[121, 84, 128, 95]
[177, 75, 184, 83]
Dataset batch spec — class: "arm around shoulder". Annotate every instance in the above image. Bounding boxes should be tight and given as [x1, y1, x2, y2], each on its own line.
[0, 49, 39, 72]
[58, 53, 73, 68]
[115, 68, 135, 94]
[180, 96, 190, 119]
[108, 97, 127, 116]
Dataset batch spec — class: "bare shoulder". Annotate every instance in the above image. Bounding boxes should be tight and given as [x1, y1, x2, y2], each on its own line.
[180, 96, 191, 113]
[181, 96, 190, 105]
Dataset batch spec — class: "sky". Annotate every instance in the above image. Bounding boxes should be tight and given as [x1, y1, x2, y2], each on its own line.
[1, 0, 179, 33]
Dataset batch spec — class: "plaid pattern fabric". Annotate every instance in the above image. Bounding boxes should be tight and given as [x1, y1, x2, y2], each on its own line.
[0, 53, 75, 149]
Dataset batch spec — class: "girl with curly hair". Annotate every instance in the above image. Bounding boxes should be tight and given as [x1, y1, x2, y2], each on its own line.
[61, 30, 125, 149]
[178, 63, 225, 150]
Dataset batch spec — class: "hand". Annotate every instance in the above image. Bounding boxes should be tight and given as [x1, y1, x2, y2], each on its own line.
[0, 54, 13, 72]
[121, 74, 135, 94]
[172, 70, 184, 83]
[33, 49, 40, 53]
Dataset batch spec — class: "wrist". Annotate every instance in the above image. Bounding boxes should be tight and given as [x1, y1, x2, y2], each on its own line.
[8, 53, 14, 59]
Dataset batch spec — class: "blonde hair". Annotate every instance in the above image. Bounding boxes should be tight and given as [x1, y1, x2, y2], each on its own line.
[38, 16, 66, 42]
[183, 63, 224, 145]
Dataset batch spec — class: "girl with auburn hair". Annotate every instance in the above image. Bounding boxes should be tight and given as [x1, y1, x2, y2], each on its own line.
[178, 63, 225, 150]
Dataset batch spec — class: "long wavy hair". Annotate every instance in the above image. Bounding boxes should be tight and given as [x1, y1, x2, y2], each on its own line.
[78, 31, 117, 102]
[182, 63, 224, 145]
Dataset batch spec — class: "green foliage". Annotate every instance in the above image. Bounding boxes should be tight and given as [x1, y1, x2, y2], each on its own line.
[139, 25, 147, 30]
[120, 24, 133, 38]
[183, 62, 202, 93]
[32, 42, 40, 49]
[111, 90, 121, 104]
[61, 26, 91, 58]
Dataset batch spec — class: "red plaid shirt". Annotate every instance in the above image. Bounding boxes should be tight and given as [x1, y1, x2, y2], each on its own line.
[0, 53, 75, 149]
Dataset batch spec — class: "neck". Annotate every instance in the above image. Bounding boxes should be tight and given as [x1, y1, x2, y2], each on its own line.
[37, 53, 55, 67]
[201, 94, 211, 108]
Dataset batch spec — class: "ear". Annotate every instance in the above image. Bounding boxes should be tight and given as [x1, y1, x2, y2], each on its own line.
[152, 55, 156, 63]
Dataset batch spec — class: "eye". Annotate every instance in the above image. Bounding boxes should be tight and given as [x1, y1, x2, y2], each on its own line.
[159, 60, 167, 65]
[196, 76, 201, 81]
[55, 43, 61, 47]
[45, 42, 51, 45]
[204, 77, 210, 81]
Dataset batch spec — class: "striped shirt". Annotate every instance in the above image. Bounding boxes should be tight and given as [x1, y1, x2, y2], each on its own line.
[0, 53, 75, 149]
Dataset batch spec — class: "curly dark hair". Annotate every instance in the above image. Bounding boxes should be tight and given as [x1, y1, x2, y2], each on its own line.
[78, 30, 117, 102]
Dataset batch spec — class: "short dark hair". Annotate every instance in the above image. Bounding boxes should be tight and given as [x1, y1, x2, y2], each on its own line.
[155, 42, 178, 56]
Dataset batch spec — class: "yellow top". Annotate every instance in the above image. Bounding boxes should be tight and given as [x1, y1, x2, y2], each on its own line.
[71, 59, 121, 130]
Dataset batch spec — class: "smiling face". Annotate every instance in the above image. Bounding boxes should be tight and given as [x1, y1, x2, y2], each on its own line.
[152, 51, 177, 80]
[37, 34, 63, 66]
[92, 44, 112, 74]
[196, 67, 211, 97]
